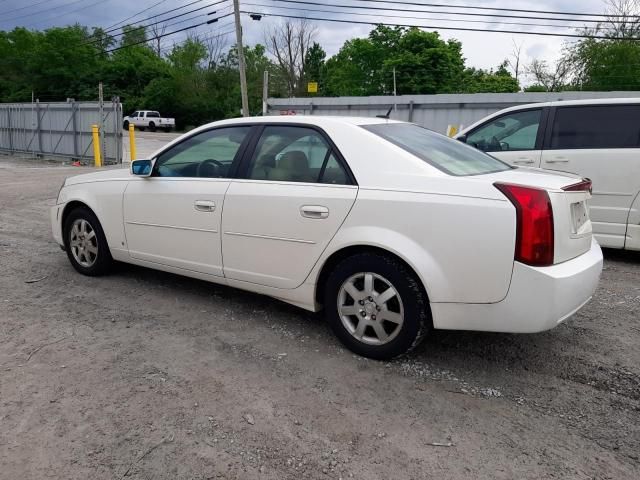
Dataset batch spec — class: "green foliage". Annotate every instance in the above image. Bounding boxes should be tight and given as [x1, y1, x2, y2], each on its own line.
[523, 84, 549, 92]
[460, 61, 519, 93]
[569, 38, 640, 91]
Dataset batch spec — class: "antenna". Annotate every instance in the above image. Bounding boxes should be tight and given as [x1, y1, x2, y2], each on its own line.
[376, 106, 393, 119]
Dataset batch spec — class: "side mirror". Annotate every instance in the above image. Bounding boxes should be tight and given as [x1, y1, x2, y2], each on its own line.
[130, 159, 154, 177]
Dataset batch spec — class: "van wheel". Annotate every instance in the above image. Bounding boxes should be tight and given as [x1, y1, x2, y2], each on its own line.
[63, 207, 113, 276]
[324, 252, 430, 360]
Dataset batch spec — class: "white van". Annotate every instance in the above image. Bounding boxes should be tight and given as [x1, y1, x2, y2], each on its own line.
[456, 98, 640, 251]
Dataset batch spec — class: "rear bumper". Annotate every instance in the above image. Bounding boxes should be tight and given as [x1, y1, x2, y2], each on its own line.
[431, 239, 603, 333]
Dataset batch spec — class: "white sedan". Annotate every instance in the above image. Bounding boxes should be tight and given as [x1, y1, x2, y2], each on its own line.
[51, 116, 603, 359]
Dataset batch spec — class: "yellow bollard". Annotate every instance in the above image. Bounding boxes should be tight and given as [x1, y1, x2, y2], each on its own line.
[92, 124, 102, 167]
[128, 123, 136, 161]
[446, 124, 459, 138]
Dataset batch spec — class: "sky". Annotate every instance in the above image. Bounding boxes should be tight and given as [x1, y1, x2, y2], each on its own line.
[0, 0, 613, 81]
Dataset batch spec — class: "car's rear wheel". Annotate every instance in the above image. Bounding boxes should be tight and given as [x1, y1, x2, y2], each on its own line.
[122, 120, 129, 130]
[63, 207, 112, 276]
[324, 252, 430, 360]
[148, 121, 156, 132]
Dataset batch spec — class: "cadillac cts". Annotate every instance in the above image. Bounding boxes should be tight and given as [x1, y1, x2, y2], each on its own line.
[51, 116, 603, 359]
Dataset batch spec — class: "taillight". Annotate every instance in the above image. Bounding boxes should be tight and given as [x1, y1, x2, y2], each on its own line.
[562, 178, 592, 194]
[495, 183, 554, 267]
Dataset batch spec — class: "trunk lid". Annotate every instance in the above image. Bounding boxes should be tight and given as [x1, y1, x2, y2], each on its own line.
[484, 167, 593, 264]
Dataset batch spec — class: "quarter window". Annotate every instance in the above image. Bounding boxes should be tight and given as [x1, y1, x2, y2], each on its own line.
[466, 109, 542, 152]
[154, 127, 250, 178]
[550, 105, 640, 149]
[247, 126, 350, 184]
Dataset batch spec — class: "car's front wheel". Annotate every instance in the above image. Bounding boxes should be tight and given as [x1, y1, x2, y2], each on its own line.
[63, 207, 112, 276]
[324, 252, 430, 360]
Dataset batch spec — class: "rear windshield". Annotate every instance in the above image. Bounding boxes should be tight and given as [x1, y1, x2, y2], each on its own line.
[362, 123, 512, 176]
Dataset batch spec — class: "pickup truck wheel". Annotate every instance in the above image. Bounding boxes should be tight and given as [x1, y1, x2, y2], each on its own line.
[122, 120, 129, 130]
[148, 121, 156, 132]
[324, 252, 430, 360]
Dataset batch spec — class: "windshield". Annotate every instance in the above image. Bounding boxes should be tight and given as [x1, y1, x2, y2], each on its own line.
[362, 123, 512, 176]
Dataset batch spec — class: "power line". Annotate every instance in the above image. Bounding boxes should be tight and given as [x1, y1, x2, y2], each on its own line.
[103, 11, 234, 54]
[26, 0, 111, 28]
[245, 2, 593, 30]
[0, 0, 54, 17]
[337, 0, 640, 19]
[0, 0, 86, 24]
[104, 0, 172, 30]
[242, 10, 640, 41]
[100, 0, 228, 36]
[84, 0, 231, 46]
[271, 0, 615, 25]
[159, 22, 234, 55]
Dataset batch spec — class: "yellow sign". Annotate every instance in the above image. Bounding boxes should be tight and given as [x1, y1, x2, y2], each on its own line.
[307, 82, 318, 93]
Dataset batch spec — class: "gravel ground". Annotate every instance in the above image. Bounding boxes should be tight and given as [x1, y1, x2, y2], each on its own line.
[0, 157, 639, 480]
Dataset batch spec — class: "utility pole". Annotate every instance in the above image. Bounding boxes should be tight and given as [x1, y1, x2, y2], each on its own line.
[233, 0, 249, 117]
[262, 70, 269, 116]
[393, 67, 397, 112]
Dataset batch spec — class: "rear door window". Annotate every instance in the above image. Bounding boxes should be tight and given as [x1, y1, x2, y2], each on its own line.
[466, 109, 542, 152]
[549, 105, 640, 149]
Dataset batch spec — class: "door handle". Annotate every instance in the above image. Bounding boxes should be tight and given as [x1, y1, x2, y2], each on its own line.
[514, 157, 534, 164]
[194, 200, 216, 212]
[546, 157, 569, 164]
[300, 205, 329, 219]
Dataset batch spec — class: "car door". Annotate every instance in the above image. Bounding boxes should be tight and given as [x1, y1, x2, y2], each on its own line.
[123, 125, 254, 276]
[541, 104, 640, 249]
[221, 124, 358, 289]
[464, 107, 546, 167]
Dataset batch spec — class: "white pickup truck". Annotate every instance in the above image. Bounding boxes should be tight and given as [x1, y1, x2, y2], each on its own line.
[123, 110, 175, 132]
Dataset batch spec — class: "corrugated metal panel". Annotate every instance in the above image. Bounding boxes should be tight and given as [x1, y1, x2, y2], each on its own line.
[267, 92, 640, 134]
[0, 100, 123, 164]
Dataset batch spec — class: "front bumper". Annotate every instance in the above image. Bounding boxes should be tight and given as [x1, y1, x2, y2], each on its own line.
[51, 204, 64, 248]
[431, 239, 604, 333]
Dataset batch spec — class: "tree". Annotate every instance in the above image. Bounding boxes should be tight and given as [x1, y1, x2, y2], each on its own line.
[565, 0, 640, 91]
[265, 19, 316, 96]
[149, 23, 167, 56]
[303, 42, 326, 93]
[526, 58, 572, 92]
[121, 24, 148, 48]
[507, 39, 524, 83]
[461, 62, 519, 93]
[324, 26, 465, 96]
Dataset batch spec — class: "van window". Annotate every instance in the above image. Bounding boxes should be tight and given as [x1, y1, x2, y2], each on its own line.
[466, 109, 542, 152]
[550, 105, 640, 149]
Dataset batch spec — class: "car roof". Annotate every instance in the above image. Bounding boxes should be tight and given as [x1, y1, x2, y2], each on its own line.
[206, 115, 403, 128]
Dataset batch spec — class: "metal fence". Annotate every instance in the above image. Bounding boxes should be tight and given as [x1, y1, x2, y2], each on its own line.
[0, 100, 123, 164]
[267, 91, 640, 134]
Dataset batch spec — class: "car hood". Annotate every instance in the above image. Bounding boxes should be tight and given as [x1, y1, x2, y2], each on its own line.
[64, 167, 131, 186]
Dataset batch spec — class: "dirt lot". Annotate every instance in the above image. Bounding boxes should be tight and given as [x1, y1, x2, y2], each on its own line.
[0, 157, 639, 480]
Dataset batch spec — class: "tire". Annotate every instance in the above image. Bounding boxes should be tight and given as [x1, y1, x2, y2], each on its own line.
[324, 252, 430, 360]
[148, 121, 156, 132]
[63, 207, 113, 276]
[123, 120, 129, 130]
